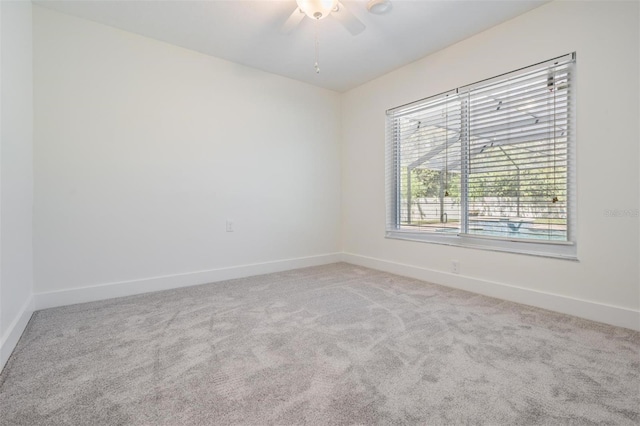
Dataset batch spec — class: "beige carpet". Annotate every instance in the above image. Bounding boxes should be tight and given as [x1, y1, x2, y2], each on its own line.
[0, 263, 638, 425]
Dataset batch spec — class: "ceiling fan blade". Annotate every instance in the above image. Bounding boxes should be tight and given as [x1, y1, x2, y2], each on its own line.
[281, 7, 305, 34]
[333, 1, 366, 35]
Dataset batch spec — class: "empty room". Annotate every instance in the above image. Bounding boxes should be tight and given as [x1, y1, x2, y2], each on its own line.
[1, 0, 638, 424]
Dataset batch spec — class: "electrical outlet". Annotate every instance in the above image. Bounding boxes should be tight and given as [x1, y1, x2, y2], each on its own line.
[226, 220, 234, 232]
[451, 260, 460, 274]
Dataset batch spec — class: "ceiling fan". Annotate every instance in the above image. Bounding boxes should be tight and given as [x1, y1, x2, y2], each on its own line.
[281, 0, 366, 36]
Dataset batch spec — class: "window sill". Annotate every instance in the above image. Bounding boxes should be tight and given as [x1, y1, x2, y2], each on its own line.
[385, 230, 578, 261]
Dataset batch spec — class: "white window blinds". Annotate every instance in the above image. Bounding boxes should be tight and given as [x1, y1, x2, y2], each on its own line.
[386, 53, 575, 254]
[386, 91, 462, 233]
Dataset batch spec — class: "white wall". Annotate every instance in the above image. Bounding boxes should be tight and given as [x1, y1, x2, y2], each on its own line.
[342, 1, 639, 328]
[0, 0, 34, 368]
[33, 7, 341, 298]
[24, 1, 640, 332]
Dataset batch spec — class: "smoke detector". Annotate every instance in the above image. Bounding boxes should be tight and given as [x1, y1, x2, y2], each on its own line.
[367, 0, 392, 15]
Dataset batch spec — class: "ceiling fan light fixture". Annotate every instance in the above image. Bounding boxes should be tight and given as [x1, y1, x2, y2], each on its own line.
[367, 0, 392, 15]
[296, 0, 339, 20]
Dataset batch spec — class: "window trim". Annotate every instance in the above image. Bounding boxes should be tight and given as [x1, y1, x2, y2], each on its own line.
[385, 53, 577, 260]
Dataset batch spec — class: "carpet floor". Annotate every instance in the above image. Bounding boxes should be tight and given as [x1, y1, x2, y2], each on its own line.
[0, 263, 638, 425]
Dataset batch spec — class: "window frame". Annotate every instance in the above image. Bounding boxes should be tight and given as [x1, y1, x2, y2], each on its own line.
[385, 53, 577, 260]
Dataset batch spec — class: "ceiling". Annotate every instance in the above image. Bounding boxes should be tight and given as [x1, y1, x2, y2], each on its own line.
[34, 0, 547, 92]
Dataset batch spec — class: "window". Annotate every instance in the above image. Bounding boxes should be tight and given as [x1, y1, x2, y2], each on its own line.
[385, 53, 576, 259]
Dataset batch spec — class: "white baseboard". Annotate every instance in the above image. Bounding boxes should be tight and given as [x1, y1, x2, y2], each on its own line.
[1, 296, 34, 373]
[341, 253, 640, 331]
[17, 250, 639, 362]
[34, 253, 342, 311]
